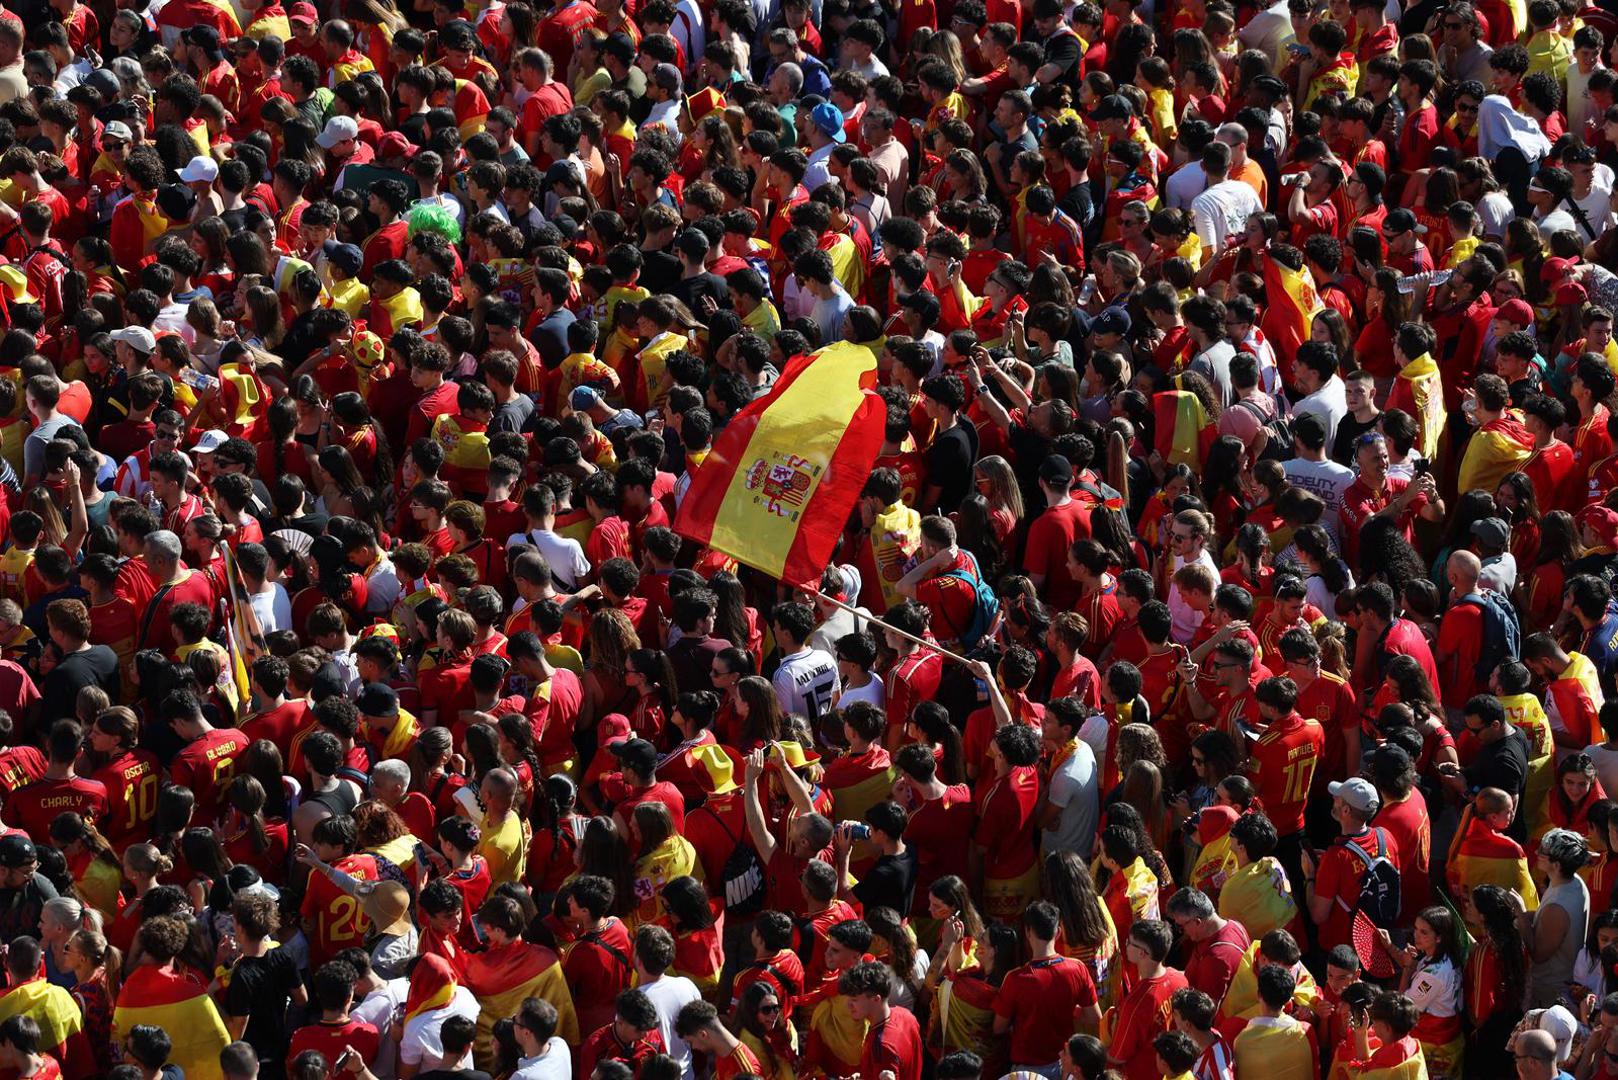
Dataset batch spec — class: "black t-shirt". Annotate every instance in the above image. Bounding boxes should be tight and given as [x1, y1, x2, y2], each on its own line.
[1041, 29, 1082, 79]
[672, 272, 731, 313]
[226, 947, 303, 1063]
[925, 419, 979, 514]
[1330, 410, 1380, 467]
[41, 645, 120, 723]
[641, 249, 682, 296]
[852, 847, 918, 916]
[1465, 728, 1529, 840]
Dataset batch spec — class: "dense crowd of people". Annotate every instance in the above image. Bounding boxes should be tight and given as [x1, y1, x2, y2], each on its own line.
[0, 0, 1617, 1076]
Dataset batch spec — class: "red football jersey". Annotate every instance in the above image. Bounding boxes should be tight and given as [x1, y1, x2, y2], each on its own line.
[1245, 712, 1324, 836]
[8, 775, 110, 838]
[92, 749, 162, 850]
[169, 728, 250, 819]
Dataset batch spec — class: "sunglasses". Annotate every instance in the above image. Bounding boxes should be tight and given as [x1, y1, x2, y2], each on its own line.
[759, 1003, 782, 1015]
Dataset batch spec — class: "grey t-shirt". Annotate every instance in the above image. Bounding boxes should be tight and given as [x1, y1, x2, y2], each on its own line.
[1529, 877, 1589, 1007]
[1044, 739, 1100, 860]
[23, 415, 80, 480]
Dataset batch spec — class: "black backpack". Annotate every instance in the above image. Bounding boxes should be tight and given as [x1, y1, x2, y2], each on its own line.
[1339, 829, 1401, 928]
[1233, 398, 1294, 462]
[705, 805, 767, 917]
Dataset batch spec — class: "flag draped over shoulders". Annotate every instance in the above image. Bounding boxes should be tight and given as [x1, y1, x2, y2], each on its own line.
[674, 341, 884, 588]
[461, 939, 579, 1066]
[1458, 413, 1536, 495]
[113, 964, 231, 1080]
[0, 978, 91, 1075]
[1152, 384, 1215, 470]
[1447, 809, 1540, 910]
[1396, 353, 1447, 462]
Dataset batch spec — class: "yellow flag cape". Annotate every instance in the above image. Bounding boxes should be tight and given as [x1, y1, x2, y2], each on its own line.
[1397, 352, 1447, 461]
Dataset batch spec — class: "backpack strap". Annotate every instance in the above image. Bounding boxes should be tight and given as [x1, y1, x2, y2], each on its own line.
[583, 927, 634, 973]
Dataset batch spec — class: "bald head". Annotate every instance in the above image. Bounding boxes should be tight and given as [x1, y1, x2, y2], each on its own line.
[1517, 1029, 1557, 1074]
[1447, 550, 1482, 588]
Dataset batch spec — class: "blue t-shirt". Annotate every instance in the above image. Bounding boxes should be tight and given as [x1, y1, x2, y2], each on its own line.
[1584, 600, 1618, 696]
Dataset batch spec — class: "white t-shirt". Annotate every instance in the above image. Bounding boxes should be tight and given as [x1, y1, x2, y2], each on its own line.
[1168, 548, 1220, 644]
[773, 647, 841, 720]
[399, 986, 482, 1067]
[1165, 161, 1207, 210]
[250, 582, 292, 635]
[1191, 179, 1264, 255]
[838, 675, 887, 710]
[1283, 456, 1356, 545]
[641, 974, 702, 1080]
[1585, 742, 1618, 798]
[508, 528, 592, 591]
[352, 978, 409, 1080]
[1294, 376, 1349, 449]
[513, 1038, 574, 1080]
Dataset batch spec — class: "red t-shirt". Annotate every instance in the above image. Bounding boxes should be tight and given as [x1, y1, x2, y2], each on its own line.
[1246, 712, 1324, 836]
[885, 650, 943, 733]
[1021, 501, 1092, 609]
[616, 780, 687, 834]
[242, 700, 310, 759]
[860, 1006, 924, 1080]
[902, 783, 974, 917]
[684, 790, 750, 888]
[0, 745, 44, 797]
[1435, 598, 1484, 710]
[420, 659, 475, 729]
[1296, 672, 1357, 793]
[974, 765, 1040, 878]
[1110, 969, 1191, 1080]
[715, 1040, 765, 1080]
[994, 957, 1098, 1065]
[1373, 793, 1431, 926]
[1184, 918, 1251, 1002]
[169, 728, 250, 820]
[287, 1019, 381, 1071]
[565, 916, 635, 1035]
[1315, 827, 1399, 950]
[587, 515, 633, 566]
[1376, 619, 1441, 699]
[7, 774, 109, 838]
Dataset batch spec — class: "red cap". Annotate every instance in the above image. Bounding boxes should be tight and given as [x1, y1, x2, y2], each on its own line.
[1555, 281, 1589, 306]
[377, 131, 417, 160]
[1541, 256, 1578, 285]
[289, 1, 319, 22]
[1580, 505, 1618, 548]
[1496, 298, 1534, 326]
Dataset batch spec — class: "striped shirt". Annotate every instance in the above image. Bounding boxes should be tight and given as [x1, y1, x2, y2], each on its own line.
[1194, 1034, 1235, 1080]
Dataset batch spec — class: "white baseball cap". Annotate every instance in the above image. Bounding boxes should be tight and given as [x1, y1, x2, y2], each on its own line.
[193, 430, 229, 453]
[316, 115, 360, 149]
[109, 326, 156, 353]
[179, 155, 218, 183]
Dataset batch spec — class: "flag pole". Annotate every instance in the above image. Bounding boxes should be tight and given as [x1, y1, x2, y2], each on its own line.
[813, 590, 976, 668]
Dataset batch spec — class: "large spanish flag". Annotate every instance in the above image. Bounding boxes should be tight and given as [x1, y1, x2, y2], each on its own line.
[113, 965, 231, 1080]
[674, 341, 883, 588]
[1152, 381, 1216, 470]
[1458, 413, 1536, 494]
[460, 940, 579, 1067]
[1447, 809, 1540, 912]
[1261, 257, 1324, 390]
